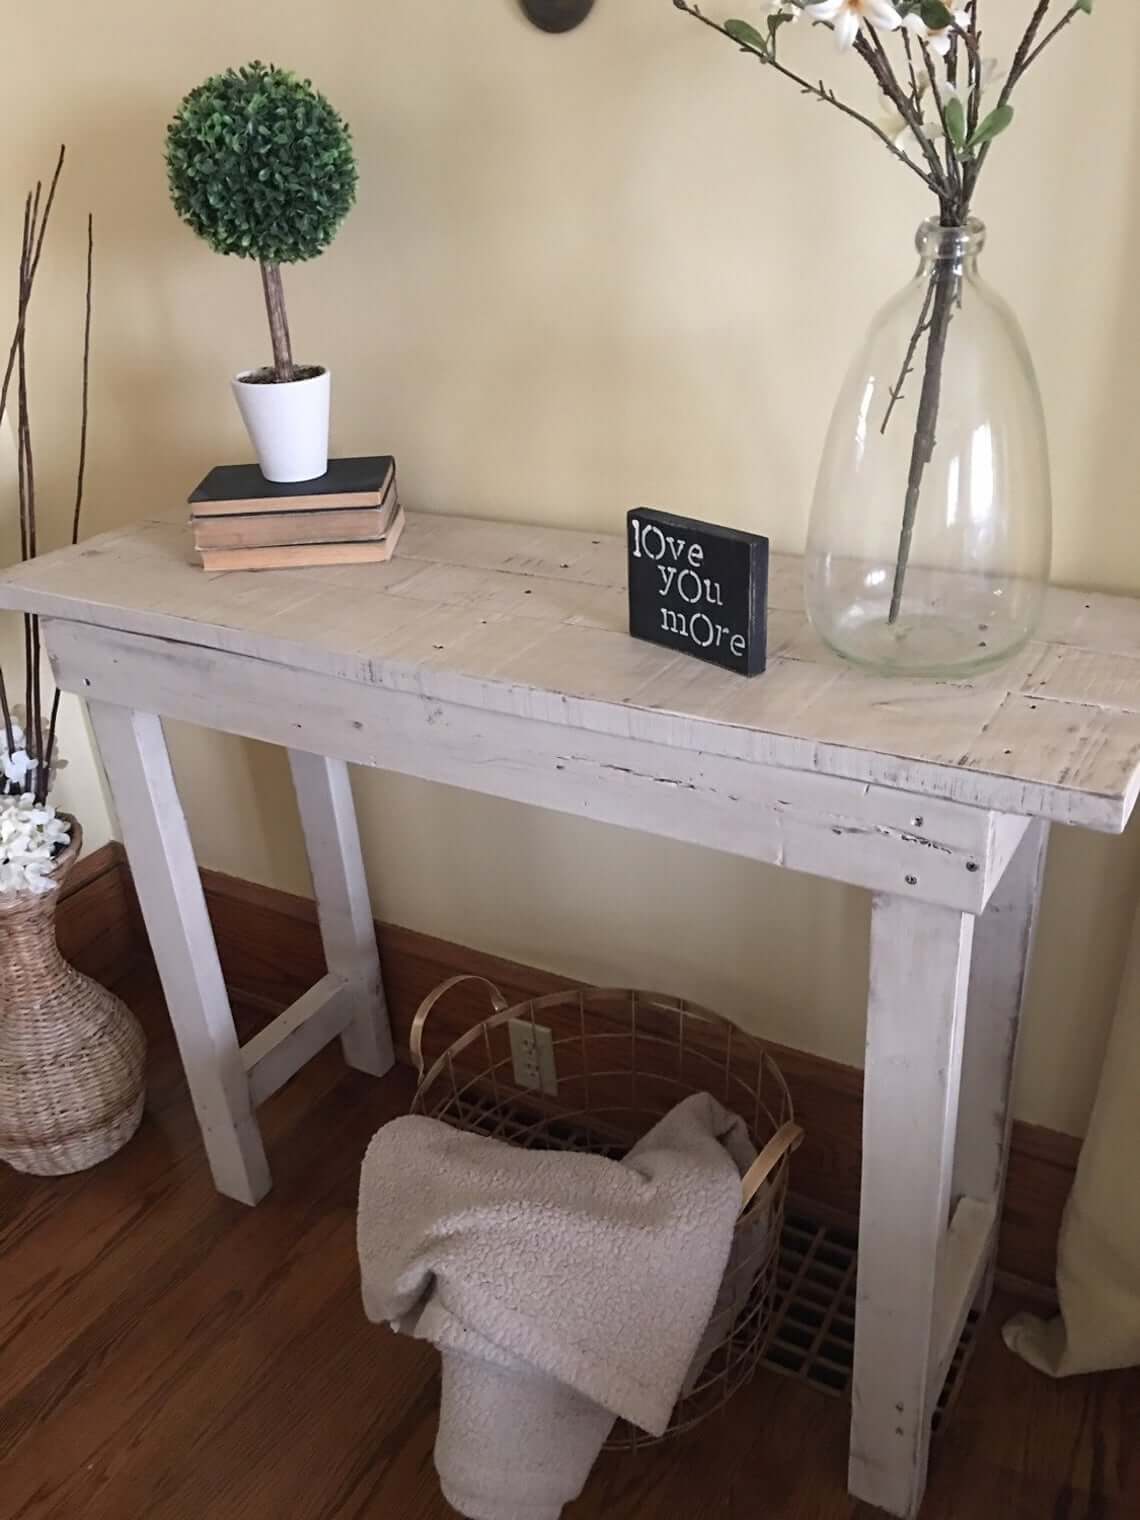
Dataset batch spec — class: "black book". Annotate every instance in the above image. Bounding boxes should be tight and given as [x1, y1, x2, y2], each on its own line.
[189, 456, 396, 517]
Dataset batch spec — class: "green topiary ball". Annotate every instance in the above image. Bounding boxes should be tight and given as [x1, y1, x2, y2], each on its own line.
[166, 61, 357, 265]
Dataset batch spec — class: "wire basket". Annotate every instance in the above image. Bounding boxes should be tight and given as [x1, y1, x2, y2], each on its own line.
[410, 977, 802, 1447]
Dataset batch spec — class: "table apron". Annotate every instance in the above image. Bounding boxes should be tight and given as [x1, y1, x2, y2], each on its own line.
[46, 617, 1026, 912]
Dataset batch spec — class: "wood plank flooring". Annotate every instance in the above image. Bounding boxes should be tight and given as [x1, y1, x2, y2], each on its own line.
[2, 966, 1138, 1520]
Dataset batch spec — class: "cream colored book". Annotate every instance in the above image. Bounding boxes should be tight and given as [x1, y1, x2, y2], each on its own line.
[193, 496, 398, 551]
[199, 505, 405, 573]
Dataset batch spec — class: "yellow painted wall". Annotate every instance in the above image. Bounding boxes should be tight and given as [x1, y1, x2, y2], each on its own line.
[5, 0, 1139, 1135]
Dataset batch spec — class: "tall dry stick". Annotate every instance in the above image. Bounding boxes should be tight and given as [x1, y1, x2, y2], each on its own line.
[1, 147, 66, 794]
[43, 214, 95, 799]
[16, 203, 36, 766]
[0, 200, 34, 769]
[17, 331, 44, 774]
[0, 148, 64, 437]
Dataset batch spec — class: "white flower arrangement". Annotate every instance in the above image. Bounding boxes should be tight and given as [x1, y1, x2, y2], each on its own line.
[0, 793, 71, 895]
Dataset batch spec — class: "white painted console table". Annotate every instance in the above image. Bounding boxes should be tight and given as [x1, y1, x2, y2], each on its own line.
[4, 511, 1140, 1518]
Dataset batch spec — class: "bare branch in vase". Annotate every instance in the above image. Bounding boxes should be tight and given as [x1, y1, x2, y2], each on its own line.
[880, 273, 937, 436]
[919, 39, 961, 204]
[857, 23, 951, 203]
[0, 665, 14, 763]
[1, 146, 72, 804]
[1022, 3, 1087, 73]
[669, 0, 1097, 630]
[43, 215, 96, 801]
[0, 148, 64, 436]
[671, 2, 946, 193]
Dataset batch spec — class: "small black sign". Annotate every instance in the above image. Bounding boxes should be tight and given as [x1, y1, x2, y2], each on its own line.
[627, 509, 768, 677]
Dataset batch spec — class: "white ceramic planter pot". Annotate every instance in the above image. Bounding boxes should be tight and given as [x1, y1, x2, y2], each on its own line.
[231, 365, 330, 483]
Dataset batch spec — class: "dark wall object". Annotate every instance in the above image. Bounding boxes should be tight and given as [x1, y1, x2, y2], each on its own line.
[520, 0, 595, 33]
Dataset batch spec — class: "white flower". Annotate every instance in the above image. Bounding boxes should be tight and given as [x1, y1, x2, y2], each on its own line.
[805, 0, 901, 51]
[903, 8, 969, 57]
[878, 91, 934, 154]
[934, 56, 1005, 131]
[953, 55, 1004, 99]
[3, 718, 26, 753]
[2, 747, 37, 787]
[0, 793, 71, 894]
[878, 54, 1003, 151]
[0, 719, 39, 790]
[753, 0, 802, 19]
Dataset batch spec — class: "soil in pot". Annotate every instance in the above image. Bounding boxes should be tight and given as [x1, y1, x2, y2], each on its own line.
[238, 365, 326, 385]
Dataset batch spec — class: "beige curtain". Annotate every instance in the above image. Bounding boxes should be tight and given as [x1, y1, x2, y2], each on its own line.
[1004, 898, 1140, 1376]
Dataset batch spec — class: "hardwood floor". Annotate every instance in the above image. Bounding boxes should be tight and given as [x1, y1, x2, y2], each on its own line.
[2, 966, 1138, 1520]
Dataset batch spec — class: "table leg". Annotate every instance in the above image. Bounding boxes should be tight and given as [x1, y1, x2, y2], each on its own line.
[954, 819, 1050, 1312]
[850, 895, 975, 1518]
[288, 749, 394, 1078]
[88, 701, 270, 1205]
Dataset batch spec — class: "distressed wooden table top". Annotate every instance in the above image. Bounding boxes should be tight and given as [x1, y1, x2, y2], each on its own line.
[3, 511, 1140, 831]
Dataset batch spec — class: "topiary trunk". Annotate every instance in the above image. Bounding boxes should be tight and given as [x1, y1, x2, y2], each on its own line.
[259, 261, 294, 383]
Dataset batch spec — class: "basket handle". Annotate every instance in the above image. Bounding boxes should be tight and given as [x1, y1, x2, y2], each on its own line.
[740, 1121, 804, 1214]
[410, 974, 510, 1079]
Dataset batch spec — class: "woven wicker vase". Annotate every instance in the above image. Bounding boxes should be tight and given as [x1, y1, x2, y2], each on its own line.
[0, 818, 146, 1175]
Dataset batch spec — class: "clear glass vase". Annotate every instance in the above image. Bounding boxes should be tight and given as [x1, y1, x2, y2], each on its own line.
[804, 218, 1052, 677]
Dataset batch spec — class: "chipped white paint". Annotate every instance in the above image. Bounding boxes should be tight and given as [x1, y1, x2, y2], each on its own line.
[288, 749, 394, 1077]
[852, 896, 974, 1519]
[3, 513, 1140, 828]
[928, 1196, 997, 1403]
[242, 974, 355, 1107]
[9, 512, 1140, 1519]
[955, 819, 1050, 1308]
[48, 618, 1009, 912]
[86, 701, 271, 1205]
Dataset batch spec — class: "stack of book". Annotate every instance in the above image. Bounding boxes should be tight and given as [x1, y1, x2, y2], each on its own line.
[188, 455, 403, 572]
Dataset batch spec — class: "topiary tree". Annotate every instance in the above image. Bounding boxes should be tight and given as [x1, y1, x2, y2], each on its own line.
[166, 62, 357, 383]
